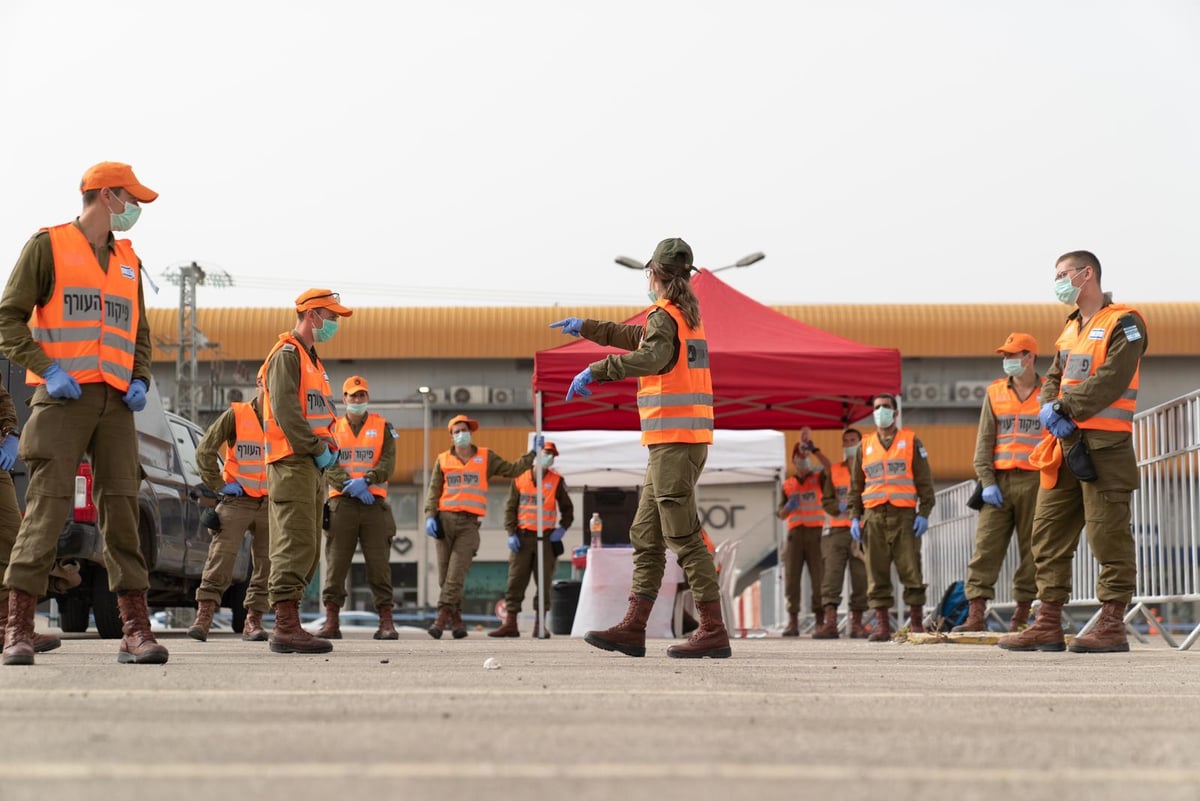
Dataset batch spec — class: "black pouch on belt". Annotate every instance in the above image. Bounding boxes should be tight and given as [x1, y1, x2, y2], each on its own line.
[965, 481, 985, 511]
[322, 502, 331, 530]
[1066, 437, 1098, 482]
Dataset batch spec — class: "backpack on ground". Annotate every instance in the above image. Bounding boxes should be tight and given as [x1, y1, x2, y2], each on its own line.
[935, 580, 969, 632]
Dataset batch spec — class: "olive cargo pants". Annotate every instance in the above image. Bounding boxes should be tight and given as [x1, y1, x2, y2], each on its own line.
[863, 503, 926, 608]
[5, 384, 146, 596]
[267, 456, 323, 605]
[820, 527, 869, 611]
[322, 494, 397, 609]
[783, 525, 823, 617]
[196, 495, 271, 612]
[504, 528, 557, 614]
[964, 469, 1039, 603]
[435, 509, 482, 611]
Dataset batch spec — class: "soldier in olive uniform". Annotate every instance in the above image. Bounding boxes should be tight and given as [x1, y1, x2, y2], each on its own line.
[999, 251, 1147, 654]
[424, 415, 536, 639]
[812, 427, 870, 639]
[491, 441, 574, 639]
[262, 289, 353, 655]
[316, 376, 399, 641]
[0, 162, 166, 666]
[0, 381, 61, 654]
[847, 393, 936, 642]
[189, 375, 272, 643]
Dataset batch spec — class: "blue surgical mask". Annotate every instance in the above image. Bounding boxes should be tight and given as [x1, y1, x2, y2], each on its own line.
[452, 431, 471, 448]
[108, 193, 141, 232]
[346, 402, 368, 415]
[647, 290, 658, 303]
[873, 407, 895, 428]
[540, 454, 555, 469]
[1054, 268, 1087, 305]
[843, 444, 860, 461]
[313, 316, 339, 343]
[1002, 358, 1025, 377]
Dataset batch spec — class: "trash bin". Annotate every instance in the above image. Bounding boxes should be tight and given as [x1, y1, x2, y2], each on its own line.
[549, 580, 582, 635]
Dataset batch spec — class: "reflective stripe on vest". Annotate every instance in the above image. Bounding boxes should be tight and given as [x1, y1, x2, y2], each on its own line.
[783, 473, 824, 528]
[861, 429, 918, 509]
[1055, 303, 1143, 433]
[636, 301, 714, 446]
[262, 333, 337, 463]
[515, 470, 560, 530]
[438, 447, 490, 516]
[222, 402, 268, 497]
[26, 223, 140, 391]
[825, 462, 852, 529]
[988, 377, 1044, 472]
[328, 413, 389, 499]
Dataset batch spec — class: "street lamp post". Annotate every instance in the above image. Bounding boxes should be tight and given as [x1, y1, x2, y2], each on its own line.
[418, 386, 433, 615]
[613, 251, 766, 273]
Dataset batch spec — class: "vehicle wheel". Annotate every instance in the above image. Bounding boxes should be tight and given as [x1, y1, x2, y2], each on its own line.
[60, 593, 91, 633]
[222, 581, 248, 634]
[90, 566, 123, 639]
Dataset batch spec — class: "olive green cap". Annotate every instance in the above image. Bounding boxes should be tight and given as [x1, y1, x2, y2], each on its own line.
[649, 238, 693, 272]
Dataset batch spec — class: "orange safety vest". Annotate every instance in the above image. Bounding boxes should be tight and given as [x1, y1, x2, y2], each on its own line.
[328, 413, 389, 499]
[783, 473, 824, 529]
[26, 223, 140, 391]
[438, 447, 490, 516]
[861, 428, 918, 509]
[636, 300, 714, 446]
[825, 462, 852, 529]
[1055, 304, 1144, 433]
[988, 378, 1044, 471]
[222, 402, 268, 498]
[515, 469, 561, 530]
[261, 333, 337, 464]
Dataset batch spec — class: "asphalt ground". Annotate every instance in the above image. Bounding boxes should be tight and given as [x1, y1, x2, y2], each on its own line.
[1, 627, 1198, 801]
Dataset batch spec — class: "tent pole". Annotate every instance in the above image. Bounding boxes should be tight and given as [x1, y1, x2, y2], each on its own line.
[535, 390, 546, 639]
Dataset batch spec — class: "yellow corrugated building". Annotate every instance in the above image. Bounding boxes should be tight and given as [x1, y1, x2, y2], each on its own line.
[147, 302, 1200, 484]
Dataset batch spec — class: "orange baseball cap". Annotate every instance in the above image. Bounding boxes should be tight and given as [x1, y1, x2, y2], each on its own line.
[342, 376, 369, 395]
[543, 441, 559, 456]
[995, 332, 1038, 355]
[80, 162, 158, 203]
[447, 414, 479, 433]
[296, 288, 353, 317]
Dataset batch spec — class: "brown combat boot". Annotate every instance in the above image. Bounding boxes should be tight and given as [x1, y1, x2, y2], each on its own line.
[1068, 601, 1129, 653]
[812, 604, 839, 639]
[374, 604, 399, 641]
[187, 599, 217, 642]
[532, 610, 550, 639]
[450, 608, 468, 639]
[909, 604, 925, 634]
[0, 593, 60, 655]
[997, 600, 1065, 651]
[585, 593, 655, 657]
[867, 607, 892, 642]
[1009, 601, 1032, 631]
[428, 606, 452, 639]
[667, 599, 732, 659]
[849, 609, 867, 639]
[316, 601, 341, 639]
[117, 591, 169, 664]
[2, 589, 38, 665]
[781, 611, 800, 637]
[814, 606, 825, 629]
[952, 598, 987, 632]
[269, 599, 333, 654]
[489, 610, 520, 638]
[242, 609, 268, 642]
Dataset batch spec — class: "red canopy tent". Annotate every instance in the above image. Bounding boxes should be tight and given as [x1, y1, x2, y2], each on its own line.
[532, 270, 901, 431]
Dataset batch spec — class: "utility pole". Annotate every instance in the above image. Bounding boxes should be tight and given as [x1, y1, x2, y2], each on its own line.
[160, 262, 234, 422]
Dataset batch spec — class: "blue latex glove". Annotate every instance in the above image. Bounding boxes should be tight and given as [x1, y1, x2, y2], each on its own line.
[783, 495, 800, 512]
[507, 534, 521, 552]
[343, 477, 375, 504]
[565, 367, 594, 401]
[1039, 402, 1078, 438]
[549, 317, 583, 337]
[913, 515, 929, 537]
[838, 500, 848, 515]
[0, 434, 18, 471]
[850, 519, 862, 543]
[42, 362, 82, 400]
[550, 526, 566, 542]
[313, 445, 337, 470]
[122, 378, 148, 412]
[221, 481, 245, 497]
[981, 484, 1003, 507]
[425, 516, 441, 539]
[533, 433, 545, 451]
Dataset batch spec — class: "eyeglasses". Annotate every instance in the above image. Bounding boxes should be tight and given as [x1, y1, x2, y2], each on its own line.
[1054, 266, 1086, 282]
[308, 292, 340, 303]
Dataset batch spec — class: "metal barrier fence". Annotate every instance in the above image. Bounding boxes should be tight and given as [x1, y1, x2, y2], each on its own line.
[923, 388, 1200, 650]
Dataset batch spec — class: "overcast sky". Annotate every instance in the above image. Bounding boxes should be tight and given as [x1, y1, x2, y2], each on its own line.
[2, 1, 1198, 310]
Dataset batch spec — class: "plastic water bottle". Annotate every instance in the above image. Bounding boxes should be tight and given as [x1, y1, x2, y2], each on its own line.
[590, 513, 603, 550]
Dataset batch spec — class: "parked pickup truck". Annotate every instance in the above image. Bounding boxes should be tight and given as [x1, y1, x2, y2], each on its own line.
[2, 357, 254, 637]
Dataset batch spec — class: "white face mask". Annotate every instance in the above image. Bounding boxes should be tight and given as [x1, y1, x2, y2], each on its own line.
[540, 454, 555, 469]
[1002, 358, 1025, 377]
[452, 431, 471, 448]
[873, 407, 895, 428]
[346, 402, 368, 415]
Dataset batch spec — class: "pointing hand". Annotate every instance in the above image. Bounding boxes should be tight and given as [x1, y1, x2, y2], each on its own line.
[549, 318, 584, 337]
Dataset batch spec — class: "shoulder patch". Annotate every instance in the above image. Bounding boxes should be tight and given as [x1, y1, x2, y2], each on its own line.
[918, 446, 928, 459]
[280, 343, 297, 353]
[1117, 314, 1142, 342]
